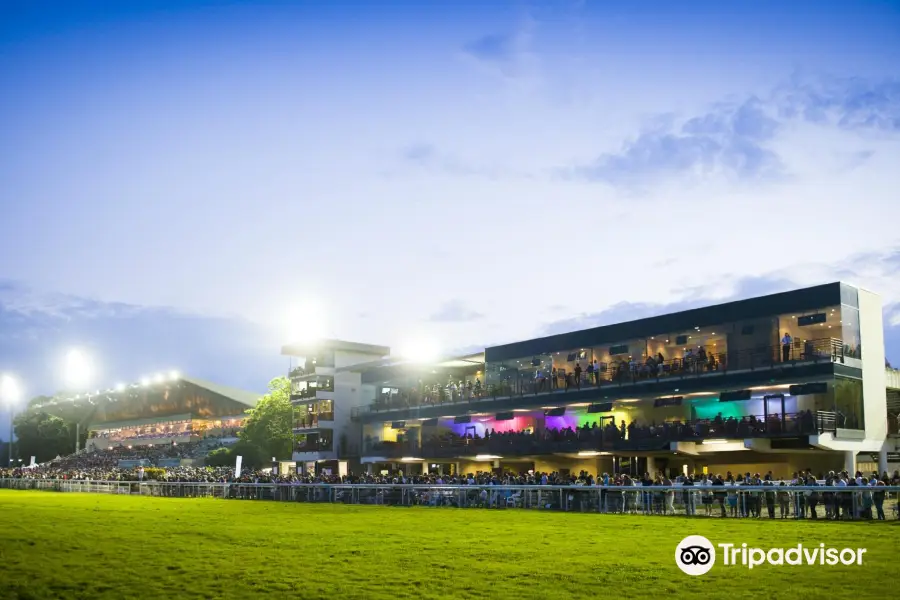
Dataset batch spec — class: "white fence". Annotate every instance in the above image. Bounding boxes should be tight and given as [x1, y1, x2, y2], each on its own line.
[1, 478, 898, 520]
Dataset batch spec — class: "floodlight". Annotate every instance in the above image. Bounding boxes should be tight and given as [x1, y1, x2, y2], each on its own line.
[153, 373, 164, 384]
[399, 336, 441, 364]
[63, 348, 94, 390]
[284, 298, 327, 343]
[0, 374, 22, 407]
[115, 383, 126, 392]
[168, 370, 180, 381]
[140, 377, 150, 387]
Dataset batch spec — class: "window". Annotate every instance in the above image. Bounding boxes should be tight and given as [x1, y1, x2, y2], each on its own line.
[833, 377, 864, 430]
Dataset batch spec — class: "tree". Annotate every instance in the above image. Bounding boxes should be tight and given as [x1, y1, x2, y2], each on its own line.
[238, 377, 293, 462]
[13, 408, 86, 464]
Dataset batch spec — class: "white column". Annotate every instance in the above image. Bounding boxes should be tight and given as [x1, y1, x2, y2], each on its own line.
[878, 450, 889, 476]
[844, 451, 856, 474]
[646, 456, 657, 476]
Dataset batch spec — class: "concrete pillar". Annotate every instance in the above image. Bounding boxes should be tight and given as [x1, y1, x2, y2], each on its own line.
[366, 463, 373, 475]
[844, 451, 856, 475]
[878, 450, 889, 477]
[646, 456, 657, 477]
[421, 461, 429, 475]
[492, 459, 500, 470]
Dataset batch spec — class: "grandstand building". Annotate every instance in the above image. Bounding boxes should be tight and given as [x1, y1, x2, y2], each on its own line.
[36, 375, 260, 464]
[348, 282, 898, 479]
[282, 339, 389, 476]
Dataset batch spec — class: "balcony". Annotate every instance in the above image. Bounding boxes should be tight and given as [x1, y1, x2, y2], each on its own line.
[293, 413, 335, 430]
[364, 338, 844, 414]
[365, 411, 833, 459]
[290, 377, 335, 401]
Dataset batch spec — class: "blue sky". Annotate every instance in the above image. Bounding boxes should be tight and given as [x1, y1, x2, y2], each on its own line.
[1, 1, 899, 416]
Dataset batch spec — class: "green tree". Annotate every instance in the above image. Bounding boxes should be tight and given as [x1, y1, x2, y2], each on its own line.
[238, 377, 293, 462]
[13, 408, 86, 463]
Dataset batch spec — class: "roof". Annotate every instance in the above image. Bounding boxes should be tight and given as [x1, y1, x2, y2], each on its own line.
[281, 338, 391, 358]
[336, 351, 486, 375]
[486, 282, 852, 362]
[33, 376, 262, 424]
[181, 376, 261, 408]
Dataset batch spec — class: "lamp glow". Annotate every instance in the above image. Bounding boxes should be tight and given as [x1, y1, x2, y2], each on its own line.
[0, 374, 22, 407]
[63, 348, 94, 390]
[284, 298, 327, 344]
[399, 336, 440, 364]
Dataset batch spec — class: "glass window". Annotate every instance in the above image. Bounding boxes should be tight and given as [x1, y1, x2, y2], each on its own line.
[777, 306, 841, 361]
[834, 376, 864, 430]
[840, 284, 859, 308]
[841, 306, 861, 359]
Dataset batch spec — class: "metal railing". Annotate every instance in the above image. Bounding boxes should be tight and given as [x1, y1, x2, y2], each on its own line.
[366, 338, 844, 413]
[293, 413, 335, 430]
[1, 479, 897, 521]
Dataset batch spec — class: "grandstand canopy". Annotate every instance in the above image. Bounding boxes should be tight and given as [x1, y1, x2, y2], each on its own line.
[338, 351, 486, 384]
[32, 376, 262, 428]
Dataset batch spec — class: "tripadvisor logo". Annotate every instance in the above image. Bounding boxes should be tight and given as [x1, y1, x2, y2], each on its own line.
[675, 535, 867, 576]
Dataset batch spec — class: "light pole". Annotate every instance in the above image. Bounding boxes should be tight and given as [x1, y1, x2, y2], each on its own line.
[1, 374, 22, 468]
[63, 348, 94, 453]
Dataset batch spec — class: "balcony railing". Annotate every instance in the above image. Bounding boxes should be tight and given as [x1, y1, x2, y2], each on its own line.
[365, 411, 841, 458]
[290, 378, 335, 401]
[366, 338, 844, 413]
[293, 413, 335, 430]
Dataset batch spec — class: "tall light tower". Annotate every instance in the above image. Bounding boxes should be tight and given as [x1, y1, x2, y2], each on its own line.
[1, 374, 22, 467]
[63, 348, 94, 453]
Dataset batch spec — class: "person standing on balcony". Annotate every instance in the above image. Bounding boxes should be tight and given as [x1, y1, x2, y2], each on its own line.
[574, 363, 582, 389]
[782, 332, 793, 362]
[592, 359, 600, 384]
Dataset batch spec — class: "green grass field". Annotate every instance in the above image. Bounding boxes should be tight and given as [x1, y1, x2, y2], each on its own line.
[0, 490, 896, 599]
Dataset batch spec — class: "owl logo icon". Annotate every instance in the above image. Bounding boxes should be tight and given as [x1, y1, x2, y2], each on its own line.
[675, 535, 716, 576]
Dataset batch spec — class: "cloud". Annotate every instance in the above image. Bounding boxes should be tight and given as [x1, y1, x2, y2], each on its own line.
[567, 75, 900, 187]
[570, 97, 783, 185]
[775, 74, 900, 132]
[396, 141, 529, 180]
[463, 34, 514, 63]
[0, 283, 282, 399]
[428, 299, 484, 323]
[538, 251, 900, 366]
[461, 14, 538, 82]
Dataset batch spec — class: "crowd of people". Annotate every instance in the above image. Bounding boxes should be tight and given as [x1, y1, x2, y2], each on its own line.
[371, 413, 821, 457]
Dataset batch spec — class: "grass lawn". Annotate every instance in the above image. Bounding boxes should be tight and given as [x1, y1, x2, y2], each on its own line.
[0, 490, 896, 600]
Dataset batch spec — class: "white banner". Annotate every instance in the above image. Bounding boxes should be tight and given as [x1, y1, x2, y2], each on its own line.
[234, 455, 243, 478]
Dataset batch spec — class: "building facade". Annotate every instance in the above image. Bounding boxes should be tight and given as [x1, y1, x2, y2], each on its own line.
[349, 282, 896, 479]
[283, 339, 389, 476]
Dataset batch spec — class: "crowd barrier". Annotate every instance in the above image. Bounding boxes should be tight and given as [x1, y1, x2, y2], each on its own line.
[2, 478, 899, 521]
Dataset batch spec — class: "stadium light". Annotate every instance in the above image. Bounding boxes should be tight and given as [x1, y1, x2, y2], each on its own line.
[63, 348, 94, 391]
[398, 335, 441, 364]
[1, 374, 22, 467]
[140, 377, 150, 387]
[284, 298, 327, 344]
[0, 374, 21, 408]
[115, 383, 126, 392]
[168, 370, 180, 381]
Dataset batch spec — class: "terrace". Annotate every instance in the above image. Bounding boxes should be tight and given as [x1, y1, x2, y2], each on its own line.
[365, 409, 830, 459]
[360, 338, 844, 415]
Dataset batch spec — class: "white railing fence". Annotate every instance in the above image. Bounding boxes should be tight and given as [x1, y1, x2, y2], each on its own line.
[2, 479, 899, 521]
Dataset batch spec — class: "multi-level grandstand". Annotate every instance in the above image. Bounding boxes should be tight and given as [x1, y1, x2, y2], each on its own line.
[32, 374, 260, 466]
